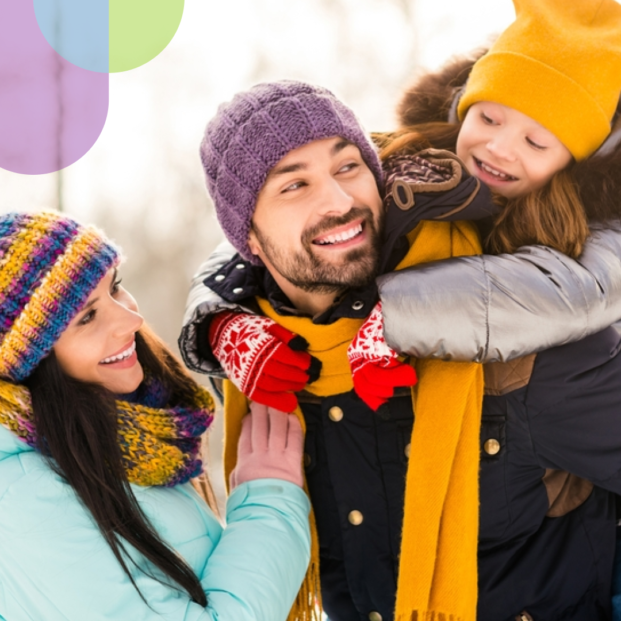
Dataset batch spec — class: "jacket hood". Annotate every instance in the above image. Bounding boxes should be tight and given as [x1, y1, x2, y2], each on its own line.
[397, 52, 621, 224]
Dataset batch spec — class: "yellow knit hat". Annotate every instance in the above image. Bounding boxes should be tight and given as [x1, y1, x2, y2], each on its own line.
[457, 0, 621, 160]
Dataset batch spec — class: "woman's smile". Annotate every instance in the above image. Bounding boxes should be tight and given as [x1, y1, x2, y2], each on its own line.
[99, 340, 138, 368]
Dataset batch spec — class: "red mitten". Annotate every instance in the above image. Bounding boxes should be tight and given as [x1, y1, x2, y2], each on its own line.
[230, 402, 304, 489]
[209, 311, 321, 412]
[347, 302, 418, 411]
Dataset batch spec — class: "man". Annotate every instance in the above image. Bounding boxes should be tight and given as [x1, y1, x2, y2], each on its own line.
[183, 80, 490, 621]
[180, 65, 621, 620]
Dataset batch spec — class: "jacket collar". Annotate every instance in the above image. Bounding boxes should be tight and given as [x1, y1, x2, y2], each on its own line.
[204, 256, 380, 324]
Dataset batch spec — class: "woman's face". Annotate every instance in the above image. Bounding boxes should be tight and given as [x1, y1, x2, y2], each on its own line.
[53, 268, 145, 394]
[456, 101, 573, 198]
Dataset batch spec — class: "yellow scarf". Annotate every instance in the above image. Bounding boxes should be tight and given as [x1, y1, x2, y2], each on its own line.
[222, 220, 484, 621]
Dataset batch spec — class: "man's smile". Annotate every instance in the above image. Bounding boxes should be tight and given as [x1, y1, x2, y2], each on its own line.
[312, 218, 366, 248]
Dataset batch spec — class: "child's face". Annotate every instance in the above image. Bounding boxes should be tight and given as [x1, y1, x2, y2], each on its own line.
[456, 102, 573, 198]
[53, 268, 145, 394]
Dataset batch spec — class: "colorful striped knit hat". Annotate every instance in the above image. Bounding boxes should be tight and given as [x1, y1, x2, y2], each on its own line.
[0, 211, 120, 382]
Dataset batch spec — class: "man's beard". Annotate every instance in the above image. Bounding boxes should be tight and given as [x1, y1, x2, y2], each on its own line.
[253, 206, 384, 294]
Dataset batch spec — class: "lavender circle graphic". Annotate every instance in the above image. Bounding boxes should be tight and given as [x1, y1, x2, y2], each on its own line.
[0, 2, 109, 175]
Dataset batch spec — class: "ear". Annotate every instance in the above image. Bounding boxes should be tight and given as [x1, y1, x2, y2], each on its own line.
[247, 226, 261, 256]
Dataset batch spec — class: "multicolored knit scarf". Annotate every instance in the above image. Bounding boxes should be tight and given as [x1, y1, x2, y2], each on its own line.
[0, 375, 215, 487]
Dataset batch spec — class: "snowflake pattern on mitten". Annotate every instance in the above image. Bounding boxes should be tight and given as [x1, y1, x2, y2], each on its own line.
[348, 303, 396, 370]
[211, 314, 280, 394]
[347, 302, 417, 411]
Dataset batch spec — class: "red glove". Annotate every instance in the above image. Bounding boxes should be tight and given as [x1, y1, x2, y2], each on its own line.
[230, 402, 304, 489]
[209, 311, 321, 412]
[347, 302, 418, 411]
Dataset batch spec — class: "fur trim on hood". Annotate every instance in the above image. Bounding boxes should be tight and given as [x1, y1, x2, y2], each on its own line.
[396, 52, 621, 224]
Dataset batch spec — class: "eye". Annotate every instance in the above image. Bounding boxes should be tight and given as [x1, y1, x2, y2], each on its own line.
[526, 137, 546, 150]
[78, 308, 96, 326]
[281, 180, 307, 193]
[480, 112, 496, 125]
[111, 277, 123, 295]
[337, 161, 360, 174]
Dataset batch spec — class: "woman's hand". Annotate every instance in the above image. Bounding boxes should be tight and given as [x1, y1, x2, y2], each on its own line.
[230, 401, 304, 489]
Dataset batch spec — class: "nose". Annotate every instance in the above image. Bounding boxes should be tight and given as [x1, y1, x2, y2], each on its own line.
[111, 301, 144, 340]
[317, 177, 355, 216]
[486, 131, 517, 162]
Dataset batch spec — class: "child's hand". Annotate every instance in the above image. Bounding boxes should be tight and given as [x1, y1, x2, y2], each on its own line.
[348, 302, 418, 411]
[209, 311, 321, 412]
[230, 401, 304, 489]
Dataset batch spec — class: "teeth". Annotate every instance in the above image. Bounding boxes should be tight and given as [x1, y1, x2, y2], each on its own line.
[100, 341, 136, 364]
[479, 161, 513, 180]
[316, 223, 362, 245]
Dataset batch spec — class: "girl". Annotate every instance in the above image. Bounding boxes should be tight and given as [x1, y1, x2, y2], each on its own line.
[0, 210, 310, 621]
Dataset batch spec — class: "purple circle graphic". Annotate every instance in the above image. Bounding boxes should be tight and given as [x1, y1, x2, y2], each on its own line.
[0, 2, 108, 174]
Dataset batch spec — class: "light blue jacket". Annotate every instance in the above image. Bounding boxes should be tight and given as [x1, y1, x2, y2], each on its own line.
[0, 424, 311, 620]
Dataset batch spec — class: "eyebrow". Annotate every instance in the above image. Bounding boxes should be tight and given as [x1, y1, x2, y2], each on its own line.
[80, 297, 99, 313]
[267, 139, 355, 178]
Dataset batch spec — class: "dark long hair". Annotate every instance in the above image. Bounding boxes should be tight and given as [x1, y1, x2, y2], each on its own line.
[23, 325, 207, 607]
[375, 123, 589, 258]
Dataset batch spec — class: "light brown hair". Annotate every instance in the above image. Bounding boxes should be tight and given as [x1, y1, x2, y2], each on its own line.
[487, 167, 589, 258]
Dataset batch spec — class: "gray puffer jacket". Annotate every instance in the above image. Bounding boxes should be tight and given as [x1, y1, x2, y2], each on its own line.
[179, 225, 621, 375]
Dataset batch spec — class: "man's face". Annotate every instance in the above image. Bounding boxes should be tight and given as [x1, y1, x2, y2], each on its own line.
[248, 137, 384, 294]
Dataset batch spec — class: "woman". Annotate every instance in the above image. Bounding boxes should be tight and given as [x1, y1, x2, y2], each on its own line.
[0, 210, 310, 621]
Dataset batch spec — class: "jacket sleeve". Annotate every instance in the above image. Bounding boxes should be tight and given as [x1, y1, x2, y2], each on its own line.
[377, 224, 621, 362]
[524, 328, 621, 493]
[200, 480, 312, 620]
[179, 239, 251, 376]
[0, 465, 310, 621]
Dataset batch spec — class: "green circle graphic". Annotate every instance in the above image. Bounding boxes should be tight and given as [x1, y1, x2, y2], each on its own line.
[110, 0, 184, 73]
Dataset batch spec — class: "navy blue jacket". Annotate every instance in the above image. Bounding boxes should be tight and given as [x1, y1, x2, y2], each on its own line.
[206, 261, 621, 621]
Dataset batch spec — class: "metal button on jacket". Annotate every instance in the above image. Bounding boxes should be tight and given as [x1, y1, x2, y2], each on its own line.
[404, 443, 411, 458]
[304, 453, 311, 467]
[368, 612, 383, 621]
[352, 300, 365, 311]
[484, 438, 501, 455]
[235, 263, 246, 269]
[328, 406, 344, 422]
[214, 274, 225, 282]
[232, 287, 244, 295]
[348, 510, 364, 525]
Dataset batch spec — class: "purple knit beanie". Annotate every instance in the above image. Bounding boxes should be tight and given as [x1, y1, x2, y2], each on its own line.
[200, 80, 383, 262]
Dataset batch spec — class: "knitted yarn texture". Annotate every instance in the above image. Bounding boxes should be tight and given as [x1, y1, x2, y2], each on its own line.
[0, 211, 120, 382]
[200, 80, 383, 261]
[0, 374, 215, 487]
[458, 0, 621, 159]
